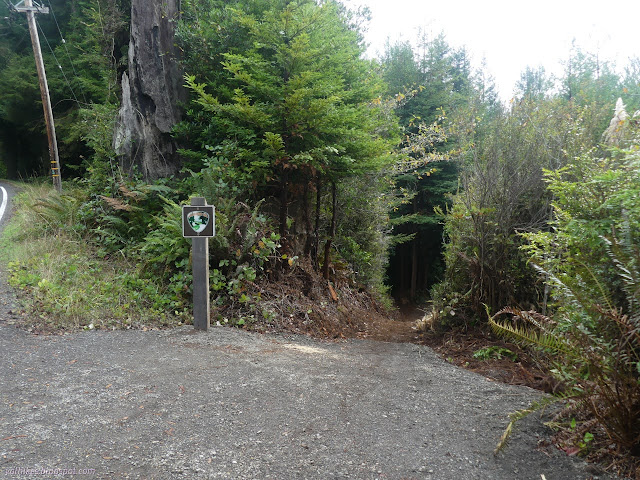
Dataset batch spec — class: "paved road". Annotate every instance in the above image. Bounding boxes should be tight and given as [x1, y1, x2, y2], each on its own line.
[0, 181, 19, 326]
[0, 180, 17, 237]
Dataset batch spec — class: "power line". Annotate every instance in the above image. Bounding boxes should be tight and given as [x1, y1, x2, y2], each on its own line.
[45, 0, 87, 103]
[36, 16, 80, 105]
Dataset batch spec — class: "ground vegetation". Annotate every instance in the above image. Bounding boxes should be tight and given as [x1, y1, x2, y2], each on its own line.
[1, 0, 640, 475]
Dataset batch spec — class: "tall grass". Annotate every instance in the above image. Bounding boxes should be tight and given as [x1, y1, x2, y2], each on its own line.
[0, 182, 185, 329]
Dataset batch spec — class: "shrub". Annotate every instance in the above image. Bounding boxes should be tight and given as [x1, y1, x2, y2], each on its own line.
[490, 235, 640, 455]
[491, 140, 640, 461]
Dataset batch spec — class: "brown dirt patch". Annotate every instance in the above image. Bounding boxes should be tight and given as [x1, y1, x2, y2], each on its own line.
[237, 263, 559, 395]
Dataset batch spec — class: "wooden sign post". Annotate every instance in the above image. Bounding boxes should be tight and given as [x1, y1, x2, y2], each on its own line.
[182, 197, 215, 330]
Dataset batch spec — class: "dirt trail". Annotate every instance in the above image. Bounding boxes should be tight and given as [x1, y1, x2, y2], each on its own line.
[356, 305, 422, 343]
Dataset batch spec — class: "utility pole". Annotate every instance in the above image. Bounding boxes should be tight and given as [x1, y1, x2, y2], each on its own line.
[13, 0, 61, 192]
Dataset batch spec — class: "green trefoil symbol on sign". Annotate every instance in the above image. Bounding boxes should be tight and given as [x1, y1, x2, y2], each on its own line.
[187, 211, 210, 234]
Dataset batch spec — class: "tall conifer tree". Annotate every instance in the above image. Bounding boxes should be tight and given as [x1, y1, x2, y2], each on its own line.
[182, 0, 397, 270]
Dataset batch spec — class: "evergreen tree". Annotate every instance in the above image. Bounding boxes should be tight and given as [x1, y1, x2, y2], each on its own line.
[560, 44, 622, 144]
[514, 66, 554, 101]
[621, 57, 640, 114]
[380, 34, 478, 301]
[0, 1, 48, 177]
[181, 0, 397, 277]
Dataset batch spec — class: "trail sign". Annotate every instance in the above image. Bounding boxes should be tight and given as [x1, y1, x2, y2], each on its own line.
[184, 197, 215, 330]
[182, 204, 215, 238]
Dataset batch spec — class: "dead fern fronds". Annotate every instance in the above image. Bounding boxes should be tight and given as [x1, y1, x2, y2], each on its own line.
[99, 195, 133, 211]
[497, 306, 557, 332]
[494, 393, 575, 455]
[118, 184, 140, 199]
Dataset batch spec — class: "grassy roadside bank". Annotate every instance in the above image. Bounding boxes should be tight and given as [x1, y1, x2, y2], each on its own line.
[0, 182, 186, 331]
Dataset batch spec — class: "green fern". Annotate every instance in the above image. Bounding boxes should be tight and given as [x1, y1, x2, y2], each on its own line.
[139, 197, 190, 272]
[491, 232, 640, 455]
[488, 316, 579, 360]
[30, 193, 82, 231]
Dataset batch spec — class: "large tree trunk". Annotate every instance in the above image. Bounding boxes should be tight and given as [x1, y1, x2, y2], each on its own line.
[113, 0, 185, 180]
[302, 180, 313, 257]
[410, 200, 419, 300]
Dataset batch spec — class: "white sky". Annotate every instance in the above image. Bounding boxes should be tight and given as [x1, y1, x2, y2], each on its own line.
[343, 0, 638, 101]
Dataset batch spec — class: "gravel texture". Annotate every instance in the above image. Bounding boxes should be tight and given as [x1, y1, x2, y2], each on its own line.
[0, 182, 623, 480]
[0, 325, 623, 480]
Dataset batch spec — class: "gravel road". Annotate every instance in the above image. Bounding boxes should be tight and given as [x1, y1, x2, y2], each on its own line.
[0, 180, 623, 479]
[0, 324, 622, 480]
